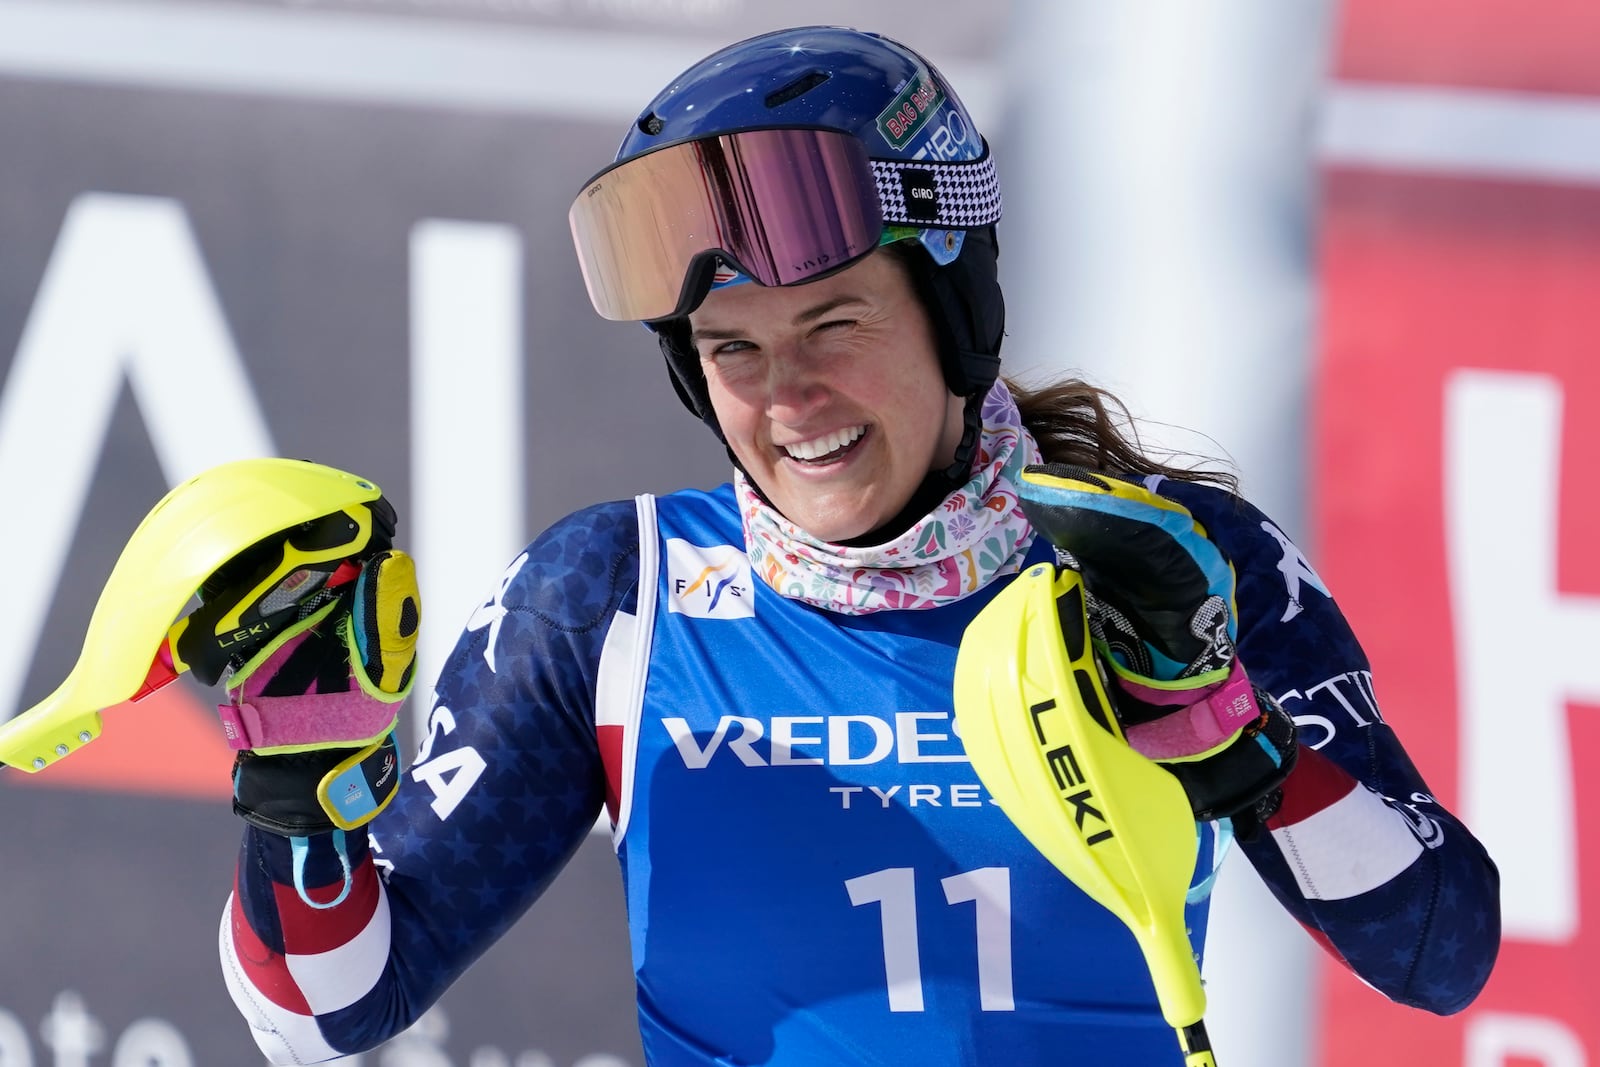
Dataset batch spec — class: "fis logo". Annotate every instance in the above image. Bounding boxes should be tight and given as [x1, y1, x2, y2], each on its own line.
[666, 539, 754, 620]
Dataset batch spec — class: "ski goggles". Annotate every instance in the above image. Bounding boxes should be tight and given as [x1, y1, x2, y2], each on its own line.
[569, 126, 1002, 322]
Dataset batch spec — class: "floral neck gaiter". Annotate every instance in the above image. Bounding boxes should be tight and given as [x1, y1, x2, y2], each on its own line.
[737, 380, 1039, 615]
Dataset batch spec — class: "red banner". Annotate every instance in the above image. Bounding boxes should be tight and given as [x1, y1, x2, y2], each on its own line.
[1339, 0, 1600, 95]
[1317, 2, 1600, 1063]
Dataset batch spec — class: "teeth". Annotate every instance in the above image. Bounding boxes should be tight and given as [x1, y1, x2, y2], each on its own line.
[784, 425, 866, 461]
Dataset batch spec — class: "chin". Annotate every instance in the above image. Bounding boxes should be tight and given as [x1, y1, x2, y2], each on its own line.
[812, 522, 873, 545]
[759, 469, 903, 543]
[779, 501, 885, 545]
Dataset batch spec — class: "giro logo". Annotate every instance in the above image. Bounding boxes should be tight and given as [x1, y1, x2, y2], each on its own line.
[665, 539, 754, 620]
[898, 169, 939, 223]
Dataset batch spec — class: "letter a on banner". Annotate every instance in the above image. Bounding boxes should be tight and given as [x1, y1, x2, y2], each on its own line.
[0, 193, 274, 793]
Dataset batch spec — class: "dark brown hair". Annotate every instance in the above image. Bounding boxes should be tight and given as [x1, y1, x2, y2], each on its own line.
[1007, 375, 1239, 493]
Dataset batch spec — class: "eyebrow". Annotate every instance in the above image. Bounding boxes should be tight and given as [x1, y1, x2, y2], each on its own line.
[690, 294, 867, 344]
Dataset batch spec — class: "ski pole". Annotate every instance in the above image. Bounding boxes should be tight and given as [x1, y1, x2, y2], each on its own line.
[954, 560, 1218, 1066]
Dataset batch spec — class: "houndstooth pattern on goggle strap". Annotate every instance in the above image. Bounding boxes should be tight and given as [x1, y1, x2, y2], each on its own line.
[871, 150, 1002, 228]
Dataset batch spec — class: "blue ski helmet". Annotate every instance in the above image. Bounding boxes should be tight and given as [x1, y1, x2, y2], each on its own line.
[573, 26, 1006, 451]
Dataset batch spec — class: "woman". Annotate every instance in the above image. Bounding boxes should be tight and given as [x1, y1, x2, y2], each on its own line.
[217, 26, 1499, 1067]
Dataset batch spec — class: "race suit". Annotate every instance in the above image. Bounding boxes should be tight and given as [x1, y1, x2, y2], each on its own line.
[221, 478, 1500, 1066]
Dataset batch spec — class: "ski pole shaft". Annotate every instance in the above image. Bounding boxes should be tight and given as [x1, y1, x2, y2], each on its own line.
[1180, 1019, 1219, 1066]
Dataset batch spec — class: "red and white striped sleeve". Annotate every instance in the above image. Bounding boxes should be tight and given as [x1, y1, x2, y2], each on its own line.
[1265, 743, 1426, 905]
[220, 832, 390, 1064]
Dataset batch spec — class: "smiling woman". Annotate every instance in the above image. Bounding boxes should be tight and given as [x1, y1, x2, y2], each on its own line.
[690, 248, 963, 543]
[216, 24, 1501, 1067]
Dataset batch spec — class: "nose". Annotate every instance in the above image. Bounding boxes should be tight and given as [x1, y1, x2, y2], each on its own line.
[764, 343, 828, 421]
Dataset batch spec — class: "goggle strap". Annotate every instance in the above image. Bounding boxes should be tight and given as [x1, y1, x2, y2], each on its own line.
[871, 150, 1002, 229]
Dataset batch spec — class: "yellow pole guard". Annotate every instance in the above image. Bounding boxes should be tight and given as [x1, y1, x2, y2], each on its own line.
[0, 458, 382, 772]
[953, 561, 1207, 1030]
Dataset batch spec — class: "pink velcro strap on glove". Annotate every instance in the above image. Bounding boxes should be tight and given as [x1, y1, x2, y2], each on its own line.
[218, 623, 399, 753]
[218, 691, 397, 752]
[1119, 662, 1262, 762]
